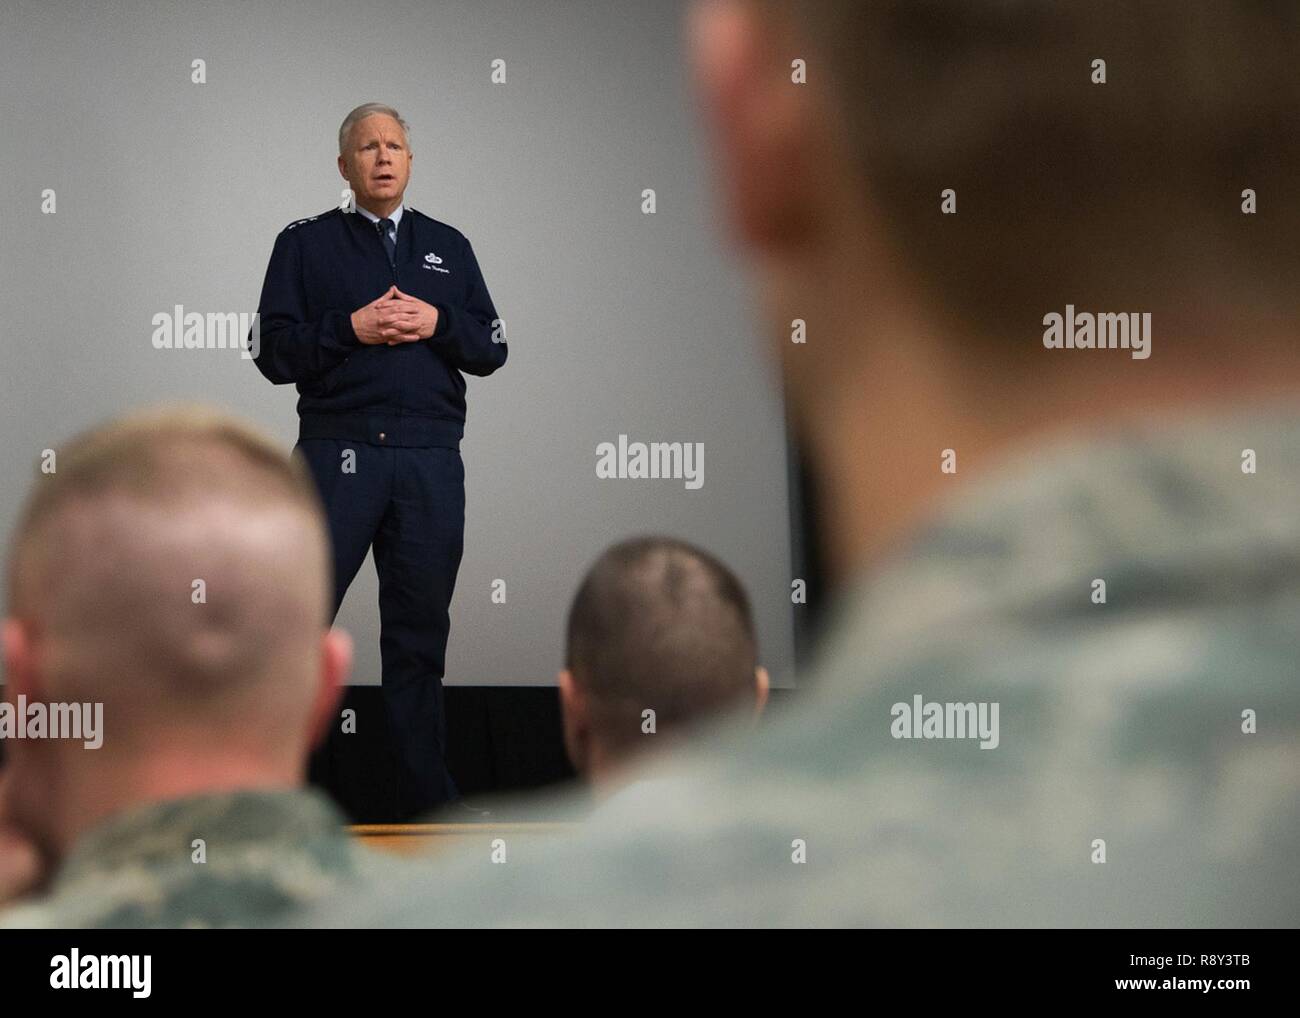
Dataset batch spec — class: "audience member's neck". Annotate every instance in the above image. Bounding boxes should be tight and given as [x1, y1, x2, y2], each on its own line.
[46, 741, 303, 856]
[802, 292, 1300, 591]
[585, 742, 657, 800]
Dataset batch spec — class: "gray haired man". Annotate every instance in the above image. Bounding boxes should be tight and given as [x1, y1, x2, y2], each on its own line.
[251, 104, 508, 817]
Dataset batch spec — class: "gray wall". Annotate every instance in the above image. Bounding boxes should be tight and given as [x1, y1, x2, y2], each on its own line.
[0, 0, 795, 687]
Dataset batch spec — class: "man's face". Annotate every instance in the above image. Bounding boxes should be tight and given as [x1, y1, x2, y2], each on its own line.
[337, 114, 412, 212]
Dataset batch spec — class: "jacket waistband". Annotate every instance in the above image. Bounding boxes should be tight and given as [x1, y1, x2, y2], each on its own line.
[298, 412, 463, 449]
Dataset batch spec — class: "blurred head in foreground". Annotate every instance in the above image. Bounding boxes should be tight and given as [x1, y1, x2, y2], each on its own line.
[307, 0, 1300, 928]
[559, 537, 768, 790]
[1, 406, 350, 895]
[692, 0, 1300, 584]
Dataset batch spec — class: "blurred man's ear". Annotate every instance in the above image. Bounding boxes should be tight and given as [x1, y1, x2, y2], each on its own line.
[1, 619, 44, 704]
[557, 669, 591, 777]
[686, 0, 823, 253]
[0, 762, 47, 904]
[753, 665, 770, 716]
[337, 154, 348, 179]
[0, 619, 59, 855]
[307, 628, 352, 752]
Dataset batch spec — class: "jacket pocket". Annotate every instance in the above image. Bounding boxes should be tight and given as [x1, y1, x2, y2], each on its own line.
[320, 354, 352, 396]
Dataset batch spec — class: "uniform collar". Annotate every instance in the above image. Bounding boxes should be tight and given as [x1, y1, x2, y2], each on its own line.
[354, 201, 404, 231]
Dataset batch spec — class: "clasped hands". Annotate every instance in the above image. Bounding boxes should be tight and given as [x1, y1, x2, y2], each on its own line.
[351, 285, 440, 346]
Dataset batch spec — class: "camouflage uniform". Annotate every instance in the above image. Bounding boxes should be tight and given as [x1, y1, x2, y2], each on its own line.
[1, 788, 396, 928]
[302, 409, 1300, 927]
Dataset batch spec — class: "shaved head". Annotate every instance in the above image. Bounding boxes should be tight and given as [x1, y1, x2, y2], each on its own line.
[565, 536, 759, 754]
[7, 406, 333, 747]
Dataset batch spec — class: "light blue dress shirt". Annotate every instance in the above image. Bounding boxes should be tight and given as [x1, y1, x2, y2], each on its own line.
[354, 201, 403, 246]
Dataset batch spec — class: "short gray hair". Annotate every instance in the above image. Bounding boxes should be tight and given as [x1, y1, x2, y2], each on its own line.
[338, 102, 411, 155]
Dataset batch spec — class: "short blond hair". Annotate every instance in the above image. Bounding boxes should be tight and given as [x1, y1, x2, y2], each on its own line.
[8, 403, 326, 619]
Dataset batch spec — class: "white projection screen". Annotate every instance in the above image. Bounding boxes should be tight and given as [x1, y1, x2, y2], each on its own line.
[0, 0, 796, 689]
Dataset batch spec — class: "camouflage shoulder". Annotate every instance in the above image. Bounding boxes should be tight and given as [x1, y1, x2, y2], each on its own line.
[0, 894, 97, 929]
[0, 899, 54, 928]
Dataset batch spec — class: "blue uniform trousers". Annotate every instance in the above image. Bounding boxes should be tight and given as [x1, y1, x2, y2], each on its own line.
[297, 437, 464, 816]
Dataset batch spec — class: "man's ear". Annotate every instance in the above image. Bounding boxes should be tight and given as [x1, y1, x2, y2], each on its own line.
[557, 669, 589, 777]
[307, 627, 352, 752]
[686, 0, 822, 252]
[1, 619, 43, 705]
[337, 154, 348, 180]
[753, 665, 770, 716]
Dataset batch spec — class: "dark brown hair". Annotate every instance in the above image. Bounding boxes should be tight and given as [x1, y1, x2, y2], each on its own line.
[566, 536, 758, 747]
[777, 0, 1300, 336]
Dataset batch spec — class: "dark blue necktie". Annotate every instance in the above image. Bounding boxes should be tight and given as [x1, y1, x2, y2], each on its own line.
[376, 218, 396, 266]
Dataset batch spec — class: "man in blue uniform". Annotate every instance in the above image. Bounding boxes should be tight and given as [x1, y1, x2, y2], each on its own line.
[251, 103, 507, 817]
